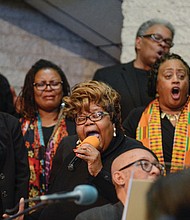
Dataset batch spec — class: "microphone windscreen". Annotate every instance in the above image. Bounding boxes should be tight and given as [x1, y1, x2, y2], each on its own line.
[74, 184, 98, 205]
[81, 136, 100, 149]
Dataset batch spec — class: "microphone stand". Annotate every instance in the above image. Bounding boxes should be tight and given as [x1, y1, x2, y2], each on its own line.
[6, 199, 57, 220]
[5, 184, 98, 219]
[5, 193, 79, 220]
[5, 202, 47, 220]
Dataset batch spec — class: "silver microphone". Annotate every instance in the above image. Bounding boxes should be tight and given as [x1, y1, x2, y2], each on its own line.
[33, 184, 98, 205]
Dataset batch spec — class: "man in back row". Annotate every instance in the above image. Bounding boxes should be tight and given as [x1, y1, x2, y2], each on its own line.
[93, 18, 175, 122]
[75, 144, 164, 220]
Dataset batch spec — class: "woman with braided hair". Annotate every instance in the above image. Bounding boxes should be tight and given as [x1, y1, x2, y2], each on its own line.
[18, 59, 76, 206]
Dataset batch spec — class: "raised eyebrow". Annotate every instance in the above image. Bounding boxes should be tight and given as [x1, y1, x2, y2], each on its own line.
[163, 67, 186, 71]
[163, 68, 174, 71]
[176, 69, 187, 73]
[162, 70, 175, 75]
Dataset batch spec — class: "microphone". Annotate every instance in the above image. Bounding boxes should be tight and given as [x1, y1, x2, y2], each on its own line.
[68, 136, 100, 171]
[33, 184, 98, 205]
[5, 185, 98, 220]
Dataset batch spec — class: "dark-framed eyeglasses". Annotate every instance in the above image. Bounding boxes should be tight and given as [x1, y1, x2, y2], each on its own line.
[140, 33, 174, 48]
[33, 81, 63, 91]
[118, 159, 165, 176]
[75, 111, 109, 125]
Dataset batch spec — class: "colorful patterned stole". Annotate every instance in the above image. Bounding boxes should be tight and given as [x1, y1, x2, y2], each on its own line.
[20, 113, 68, 206]
[136, 97, 190, 172]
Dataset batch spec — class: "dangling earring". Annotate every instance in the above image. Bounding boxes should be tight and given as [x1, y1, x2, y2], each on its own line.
[61, 101, 65, 108]
[76, 139, 81, 145]
[113, 127, 116, 137]
[155, 92, 159, 98]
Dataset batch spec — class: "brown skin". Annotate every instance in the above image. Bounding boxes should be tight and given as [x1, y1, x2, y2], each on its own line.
[157, 59, 189, 114]
[135, 24, 173, 70]
[74, 102, 115, 176]
[34, 68, 63, 126]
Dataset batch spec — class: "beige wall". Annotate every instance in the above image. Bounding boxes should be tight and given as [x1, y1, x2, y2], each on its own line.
[0, 0, 116, 94]
[121, 0, 190, 64]
[2, 0, 190, 95]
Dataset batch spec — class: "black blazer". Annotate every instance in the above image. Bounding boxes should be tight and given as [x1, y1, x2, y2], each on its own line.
[93, 61, 154, 121]
[0, 113, 29, 217]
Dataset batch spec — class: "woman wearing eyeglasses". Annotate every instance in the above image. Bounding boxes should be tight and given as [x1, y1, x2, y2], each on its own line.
[34, 80, 154, 220]
[123, 53, 190, 174]
[18, 59, 76, 207]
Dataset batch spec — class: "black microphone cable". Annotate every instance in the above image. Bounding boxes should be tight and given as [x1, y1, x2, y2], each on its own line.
[5, 201, 47, 220]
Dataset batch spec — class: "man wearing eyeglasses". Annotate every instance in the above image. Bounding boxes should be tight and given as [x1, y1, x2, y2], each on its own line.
[75, 144, 163, 220]
[93, 18, 175, 122]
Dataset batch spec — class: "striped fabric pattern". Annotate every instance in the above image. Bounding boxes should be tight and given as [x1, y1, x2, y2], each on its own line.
[136, 97, 190, 172]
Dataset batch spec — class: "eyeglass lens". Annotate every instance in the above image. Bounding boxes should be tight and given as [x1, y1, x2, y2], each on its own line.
[75, 111, 108, 125]
[33, 81, 62, 90]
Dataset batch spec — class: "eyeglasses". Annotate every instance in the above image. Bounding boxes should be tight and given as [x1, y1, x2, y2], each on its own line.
[75, 111, 109, 125]
[119, 159, 165, 176]
[140, 33, 174, 48]
[33, 81, 63, 91]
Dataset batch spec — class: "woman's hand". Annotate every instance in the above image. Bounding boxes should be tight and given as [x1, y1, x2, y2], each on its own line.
[2, 198, 24, 220]
[74, 143, 103, 176]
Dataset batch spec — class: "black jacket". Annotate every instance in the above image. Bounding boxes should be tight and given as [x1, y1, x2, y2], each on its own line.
[34, 132, 144, 220]
[93, 61, 154, 121]
[0, 113, 29, 217]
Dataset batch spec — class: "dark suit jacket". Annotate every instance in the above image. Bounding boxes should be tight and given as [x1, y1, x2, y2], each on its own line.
[93, 61, 154, 121]
[0, 113, 29, 217]
[75, 201, 123, 220]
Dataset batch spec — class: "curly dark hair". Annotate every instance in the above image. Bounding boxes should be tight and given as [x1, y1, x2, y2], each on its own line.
[18, 59, 70, 119]
[148, 53, 190, 97]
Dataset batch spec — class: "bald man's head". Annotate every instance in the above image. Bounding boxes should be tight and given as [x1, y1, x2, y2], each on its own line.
[111, 146, 161, 205]
[111, 148, 159, 174]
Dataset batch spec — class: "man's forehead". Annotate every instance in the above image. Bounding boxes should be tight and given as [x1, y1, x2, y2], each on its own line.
[124, 148, 154, 160]
[112, 145, 159, 172]
[115, 148, 155, 165]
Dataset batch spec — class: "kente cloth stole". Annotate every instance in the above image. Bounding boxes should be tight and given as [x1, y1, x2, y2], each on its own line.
[136, 97, 190, 172]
